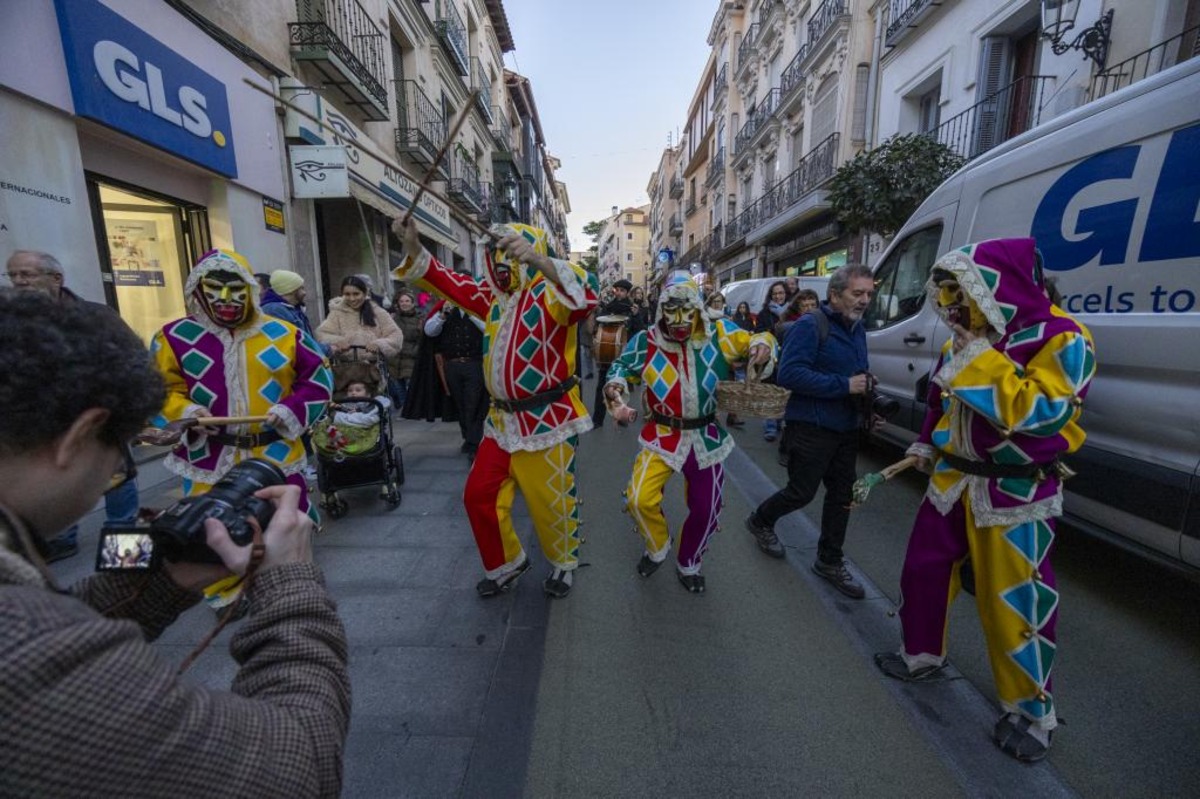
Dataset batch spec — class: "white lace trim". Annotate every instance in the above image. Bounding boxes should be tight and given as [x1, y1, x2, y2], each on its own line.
[906, 442, 935, 460]
[484, 415, 592, 453]
[483, 550, 528, 581]
[546, 257, 588, 311]
[999, 700, 1058, 731]
[925, 474, 1062, 525]
[484, 298, 518, 398]
[927, 250, 1008, 336]
[638, 431, 733, 471]
[932, 336, 993, 388]
[393, 250, 431, 283]
[270, 403, 304, 439]
[901, 650, 947, 672]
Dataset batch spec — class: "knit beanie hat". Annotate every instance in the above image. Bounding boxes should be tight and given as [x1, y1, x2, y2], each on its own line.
[270, 269, 304, 295]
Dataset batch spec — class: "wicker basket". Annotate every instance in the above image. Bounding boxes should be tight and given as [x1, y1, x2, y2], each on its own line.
[716, 373, 791, 418]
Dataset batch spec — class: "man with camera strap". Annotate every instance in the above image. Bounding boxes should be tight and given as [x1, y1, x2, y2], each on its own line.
[744, 263, 879, 599]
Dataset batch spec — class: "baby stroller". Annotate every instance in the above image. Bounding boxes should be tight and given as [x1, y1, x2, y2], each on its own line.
[312, 346, 405, 518]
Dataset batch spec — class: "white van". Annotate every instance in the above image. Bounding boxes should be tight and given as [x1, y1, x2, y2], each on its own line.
[720, 275, 832, 324]
[864, 58, 1200, 573]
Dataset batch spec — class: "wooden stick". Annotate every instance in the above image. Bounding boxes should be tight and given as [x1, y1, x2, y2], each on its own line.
[187, 415, 272, 427]
[879, 455, 919, 480]
[400, 89, 479, 227]
[240, 79, 494, 240]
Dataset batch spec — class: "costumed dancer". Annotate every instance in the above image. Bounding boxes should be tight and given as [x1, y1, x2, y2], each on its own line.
[604, 272, 775, 593]
[149, 250, 333, 607]
[393, 218, 598, 599]
[874, 238, 1096, 763]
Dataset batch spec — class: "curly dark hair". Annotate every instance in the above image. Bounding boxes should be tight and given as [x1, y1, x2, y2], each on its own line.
[0, 292, 165, 455]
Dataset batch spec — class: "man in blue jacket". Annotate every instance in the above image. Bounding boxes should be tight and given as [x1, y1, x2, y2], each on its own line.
[744, 264, 876, 598]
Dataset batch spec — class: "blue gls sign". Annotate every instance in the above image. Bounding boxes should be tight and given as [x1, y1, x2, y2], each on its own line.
[1032, 122, 1200, 271]
[54, 0, 237, 178]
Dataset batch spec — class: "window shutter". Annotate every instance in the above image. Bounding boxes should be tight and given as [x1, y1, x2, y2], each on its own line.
[852, 64, 869, 143]
[974, 37, 1012, 156]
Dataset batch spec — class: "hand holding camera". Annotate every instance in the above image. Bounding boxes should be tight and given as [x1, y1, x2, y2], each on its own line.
[205, 483, 312, 575]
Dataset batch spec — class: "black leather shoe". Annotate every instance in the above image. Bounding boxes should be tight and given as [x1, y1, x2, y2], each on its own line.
[636, 554, 662, 578]
[745, 513, 785, 559]
[812, 559, 865, 599]
[676, 572, 706, 594]
[543, 568, 574, 598]
[476, 559, 531, 598]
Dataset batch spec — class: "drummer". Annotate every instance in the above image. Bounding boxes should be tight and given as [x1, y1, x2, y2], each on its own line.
[591, 278, 639, 427]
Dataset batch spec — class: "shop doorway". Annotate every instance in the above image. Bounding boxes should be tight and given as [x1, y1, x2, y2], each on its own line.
[87, 177, 210, 345]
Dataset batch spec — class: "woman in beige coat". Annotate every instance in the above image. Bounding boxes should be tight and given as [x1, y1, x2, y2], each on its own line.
[316, 275, 404, 357]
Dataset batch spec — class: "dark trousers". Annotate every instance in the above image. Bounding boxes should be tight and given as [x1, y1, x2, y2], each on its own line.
[755, 421, 859, 565]
[444, 358, 488, 447]
[591, 362, 612, 425]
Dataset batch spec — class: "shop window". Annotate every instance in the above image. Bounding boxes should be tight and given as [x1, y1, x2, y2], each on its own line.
[864, 225, 943, 329]
[91, 180, 209, 346]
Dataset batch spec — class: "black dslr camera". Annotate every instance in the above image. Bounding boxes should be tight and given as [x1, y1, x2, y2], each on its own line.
[855, 371, 901, 432]
[96, 459, 285, 571]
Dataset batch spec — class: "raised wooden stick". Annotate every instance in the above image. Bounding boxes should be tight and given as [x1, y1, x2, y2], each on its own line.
[188, 415, 272, 427]
[400, 89, 479, 228]
[851, 455, 919, 505]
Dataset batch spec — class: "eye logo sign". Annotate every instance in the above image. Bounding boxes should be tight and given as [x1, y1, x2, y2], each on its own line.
[55, 0, 238, 178]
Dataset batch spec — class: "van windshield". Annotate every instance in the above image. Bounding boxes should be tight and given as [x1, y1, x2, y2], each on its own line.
[865, 226, 943, 329]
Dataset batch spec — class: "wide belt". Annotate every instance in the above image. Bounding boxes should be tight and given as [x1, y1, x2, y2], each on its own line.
[652, 412, 717, 431]
[210, 430, 284, 449]
[492, 376, 579, 413]
[938, 450, 1061, 481]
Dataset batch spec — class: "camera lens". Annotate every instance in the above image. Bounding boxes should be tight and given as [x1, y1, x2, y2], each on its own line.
[872, 394, 901, 421]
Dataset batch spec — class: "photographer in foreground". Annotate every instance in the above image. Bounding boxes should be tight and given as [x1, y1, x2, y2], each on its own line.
[744, 264, 877, 599]
[0, 293, 350, 797]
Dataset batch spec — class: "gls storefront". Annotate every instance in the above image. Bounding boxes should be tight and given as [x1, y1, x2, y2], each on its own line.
[0, 0, 288, 344]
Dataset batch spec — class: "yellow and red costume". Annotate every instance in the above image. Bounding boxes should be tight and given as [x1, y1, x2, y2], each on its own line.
[393, 225, 598, 592]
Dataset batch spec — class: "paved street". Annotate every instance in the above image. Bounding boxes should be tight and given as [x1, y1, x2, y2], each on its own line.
[49, 376, 1200, 798]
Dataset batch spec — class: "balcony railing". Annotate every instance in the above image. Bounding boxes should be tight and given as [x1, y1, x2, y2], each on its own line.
[290, 0, 388, 120]
[668, 213, 683, 236]
[808, 0, 848, 49]
[707, 146, 725, 186]
[685, 195, 698, 217]
[780, 41, 812, 100]
[490, 105, 511, 151]
[734, 88, 780, 157]
[394, 79, 446, 173]
[737, 23, 760, 74]
[468, 57, 493, 123]
[929, 76, 1050, 162]
[448, 152, 483, 214]
[435, 1, 469, 76]
[669, 176, 684, 199]
[1089, 24, 1200, 101]
[714, 62, 729, 100]
[885, 0, 940, 47]
[758, 0, 782, 25]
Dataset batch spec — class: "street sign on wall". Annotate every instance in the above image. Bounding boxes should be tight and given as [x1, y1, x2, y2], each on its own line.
[288, 145, 349, 199]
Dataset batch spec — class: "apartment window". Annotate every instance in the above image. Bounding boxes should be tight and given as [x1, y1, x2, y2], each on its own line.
[626, 253, 633, 261]
[918, 86, 941, 134]
[626, 214, 633, 222]
[811, 74, 838, 145]
[627, 232, 633, 240]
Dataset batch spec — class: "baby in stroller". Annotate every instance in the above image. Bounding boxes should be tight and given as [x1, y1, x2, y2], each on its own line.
[312, 348, 404, 517]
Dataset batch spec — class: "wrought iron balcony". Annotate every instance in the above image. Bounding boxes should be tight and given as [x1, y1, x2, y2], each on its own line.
[733, 88, 780, 158]
[447, 151, 483, 214]
[808, 0, 848, 50]
[669, 176, 684, 199]
[713, 62, 729, 101]
[749, 132, 840, 233]
[435, 1, 469, 76]
[394, 80, 447, 175]
[470, 57, 493, 123]
[289, 0, 388, 120]
[927, 76, 1050, 162]
[668, 213, 683, 236]
[707, 146, 725, 187]
[678, 239, 709, 271]
[757, 0, 782, 26]
[885, 0, 943, 47]
[737, 24, 760, 76]
[780, 40, 811, 104]
[1089, 24, 1200, 101]
[490, 105, 511, 151]
[709, 222, 724, 253]
[685, 194, 698, 217]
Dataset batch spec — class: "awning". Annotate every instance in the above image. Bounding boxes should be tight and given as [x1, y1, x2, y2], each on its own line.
[348, 174, 459, 252]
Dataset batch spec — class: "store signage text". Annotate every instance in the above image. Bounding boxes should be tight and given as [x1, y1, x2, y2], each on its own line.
[54, 0, 237, 178]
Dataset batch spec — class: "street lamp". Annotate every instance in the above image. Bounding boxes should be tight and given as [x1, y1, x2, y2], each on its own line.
[501, 172, 519, 223]
[1040, 0, 1113, 70]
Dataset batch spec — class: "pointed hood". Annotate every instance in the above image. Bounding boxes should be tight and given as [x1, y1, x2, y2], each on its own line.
[652, 271, 712, 344]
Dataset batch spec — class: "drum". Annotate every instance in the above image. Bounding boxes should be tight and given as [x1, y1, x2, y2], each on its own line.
[593, 315, 629, 364]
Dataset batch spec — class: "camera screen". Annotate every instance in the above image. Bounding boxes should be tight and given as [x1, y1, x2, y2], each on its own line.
[96, 530, 155, 571]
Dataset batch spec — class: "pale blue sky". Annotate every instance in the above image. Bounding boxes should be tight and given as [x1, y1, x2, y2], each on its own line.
[501, 0, 715, 250]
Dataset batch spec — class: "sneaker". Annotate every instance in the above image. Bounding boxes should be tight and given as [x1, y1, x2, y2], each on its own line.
[636, 553, 662, 578]
[874, 652, 949, 683]
[543, 567, 574, 598]
[812, 559, 865, 599]
[745, 513, 785, 559]
[42, 537, 79, 564]
[476, 558, 531, 598]
[677, 571, 706, 594]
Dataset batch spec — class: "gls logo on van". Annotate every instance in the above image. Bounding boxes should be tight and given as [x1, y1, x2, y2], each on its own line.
[55, 0, 238, 178]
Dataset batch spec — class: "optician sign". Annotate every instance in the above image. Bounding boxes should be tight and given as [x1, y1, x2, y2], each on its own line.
[53, 0, 238, 178]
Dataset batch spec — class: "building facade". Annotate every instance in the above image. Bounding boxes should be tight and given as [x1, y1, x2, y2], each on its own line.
[1, 0, 571, 339]
[596, 205, 652, 290]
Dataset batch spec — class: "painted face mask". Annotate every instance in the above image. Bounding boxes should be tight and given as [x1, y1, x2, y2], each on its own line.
[487, 245, 514, 293]
[934, 271, 989, 331]
[659, 298, 699, 342]
[196, 269, 251, 328]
